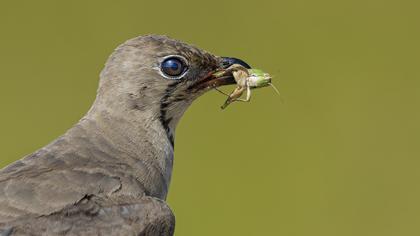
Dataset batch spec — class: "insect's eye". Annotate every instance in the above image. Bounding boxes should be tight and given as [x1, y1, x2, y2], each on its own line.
[161, 56, 188, 79]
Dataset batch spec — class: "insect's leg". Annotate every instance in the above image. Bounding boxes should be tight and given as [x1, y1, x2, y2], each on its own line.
[213, 87, 231, 97]
[221, 95, 234, 109]
[221, 87, 245, 109]
[235, 84, 252, 102]
[225, 64, 248, 74]
[213, 64, 248, 79]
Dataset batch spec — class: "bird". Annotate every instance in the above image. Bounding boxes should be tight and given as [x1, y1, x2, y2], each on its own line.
[0, 35, 251, 236]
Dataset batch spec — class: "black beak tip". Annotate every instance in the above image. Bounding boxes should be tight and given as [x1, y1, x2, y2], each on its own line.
[221, 57, 251, 69]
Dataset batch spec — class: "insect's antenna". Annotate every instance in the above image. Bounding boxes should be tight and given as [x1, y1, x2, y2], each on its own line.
[268, 82, 284, 104]
[268, 83, 280, 95]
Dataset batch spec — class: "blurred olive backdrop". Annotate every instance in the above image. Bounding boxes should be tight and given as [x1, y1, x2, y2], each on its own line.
[0, 0, 419, 235]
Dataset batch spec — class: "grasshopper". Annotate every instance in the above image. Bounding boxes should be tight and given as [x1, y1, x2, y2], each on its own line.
[213, 64, 280, 109]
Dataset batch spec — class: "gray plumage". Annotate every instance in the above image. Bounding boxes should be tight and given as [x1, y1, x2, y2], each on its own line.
[0, 35, 244, 235]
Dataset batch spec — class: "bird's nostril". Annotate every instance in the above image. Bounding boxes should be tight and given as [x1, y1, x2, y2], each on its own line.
[221, 57, 251, 69]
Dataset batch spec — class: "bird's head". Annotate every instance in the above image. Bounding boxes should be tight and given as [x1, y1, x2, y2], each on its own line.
[93, 35, 250, 136]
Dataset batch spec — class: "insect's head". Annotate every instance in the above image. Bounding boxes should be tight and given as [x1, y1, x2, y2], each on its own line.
[248, 69, 272, 88]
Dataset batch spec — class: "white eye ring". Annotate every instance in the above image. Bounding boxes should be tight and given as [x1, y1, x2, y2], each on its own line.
[158, 55, 189, 80]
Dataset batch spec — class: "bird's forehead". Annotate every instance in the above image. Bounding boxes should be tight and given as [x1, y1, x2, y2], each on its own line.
[123, 35, 218, 64]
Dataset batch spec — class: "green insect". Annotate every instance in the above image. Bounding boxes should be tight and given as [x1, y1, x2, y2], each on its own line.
[214, 64, 280, 109]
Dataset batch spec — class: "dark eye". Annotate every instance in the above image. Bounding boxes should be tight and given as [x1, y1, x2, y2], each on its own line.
[161, 56, 187, 78]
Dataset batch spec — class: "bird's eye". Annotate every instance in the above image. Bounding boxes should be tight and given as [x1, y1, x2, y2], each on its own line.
[160, 56, 188, 79]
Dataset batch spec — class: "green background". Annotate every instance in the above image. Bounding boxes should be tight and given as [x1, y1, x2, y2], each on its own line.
[0, 0, 419, 235]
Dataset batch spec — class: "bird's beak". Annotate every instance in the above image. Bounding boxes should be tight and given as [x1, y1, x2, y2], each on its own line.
[190, 57, 251, 91]
[220, 57, 251, 70]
